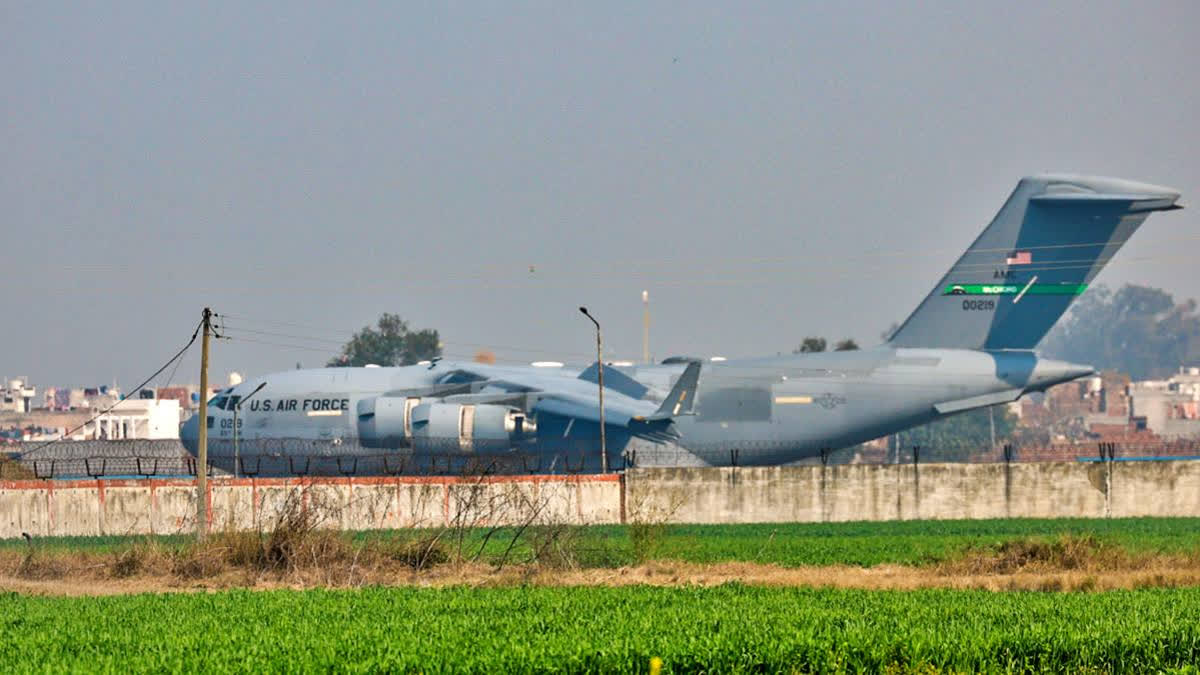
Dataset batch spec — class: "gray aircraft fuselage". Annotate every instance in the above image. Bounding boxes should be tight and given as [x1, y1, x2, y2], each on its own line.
[183, 347, 1089, 471]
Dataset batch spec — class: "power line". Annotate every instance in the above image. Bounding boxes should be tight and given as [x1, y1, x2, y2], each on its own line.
[218, 333, 591, 366]
[216, 331, 1079, 392]
[218, 321, 601, 360]
[19, 318, 206, 456]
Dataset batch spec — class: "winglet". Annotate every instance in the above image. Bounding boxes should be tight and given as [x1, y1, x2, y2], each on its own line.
[648, 360, 701, 420]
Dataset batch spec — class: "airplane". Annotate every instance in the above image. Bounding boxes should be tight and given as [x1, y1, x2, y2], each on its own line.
[181, 174, 1183, 475]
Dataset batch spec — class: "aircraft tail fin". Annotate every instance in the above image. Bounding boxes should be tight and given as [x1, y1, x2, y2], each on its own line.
[888, 174, 1181, 350]
[647, 360, 701, 420]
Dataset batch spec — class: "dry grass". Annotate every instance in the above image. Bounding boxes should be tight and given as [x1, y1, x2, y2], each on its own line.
[8, 556, 1200, 597]
[15, 547, 67, 581]
[1, 479, 586, 591]
[0, 456, 34, 480]
[159, 488, 459, 586]
[935, 534, 1178, 576]
[8, 531, 1200, 596]
[9, 501, 1200, 597]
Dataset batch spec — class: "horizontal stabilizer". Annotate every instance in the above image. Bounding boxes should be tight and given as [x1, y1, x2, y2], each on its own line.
[933, 388, 1023, 415]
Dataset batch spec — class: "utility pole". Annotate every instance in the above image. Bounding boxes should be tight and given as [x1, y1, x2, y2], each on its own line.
[579, 307, 607, 473]
[196, 307, 211, 538]
[642, 290, 650, 365]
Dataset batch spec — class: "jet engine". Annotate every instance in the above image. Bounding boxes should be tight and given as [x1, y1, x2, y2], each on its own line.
[410, 402, 536, 453]
[356, 396, 424, 449]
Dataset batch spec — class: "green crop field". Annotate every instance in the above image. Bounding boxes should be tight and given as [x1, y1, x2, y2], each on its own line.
[4, 585, 1200, 672]
[6, 517, 1200, 568]
[628, 517, 1200, 567]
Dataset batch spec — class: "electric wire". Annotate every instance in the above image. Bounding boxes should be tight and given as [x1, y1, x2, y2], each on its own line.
[208, 230, 1200, 379]
[19, 318, 205, 456]
[214, 331, 1070, 393]
[218, 333, 594, 367]
[218, 322, 601, 360]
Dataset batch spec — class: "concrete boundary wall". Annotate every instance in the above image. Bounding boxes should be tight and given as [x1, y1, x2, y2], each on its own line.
[0, 474, 622, 539]
[624, 461, 1200, 523]
[4, 461, 1200, 538]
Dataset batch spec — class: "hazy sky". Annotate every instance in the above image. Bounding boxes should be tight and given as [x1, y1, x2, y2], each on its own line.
[4, 1, 1198, 387]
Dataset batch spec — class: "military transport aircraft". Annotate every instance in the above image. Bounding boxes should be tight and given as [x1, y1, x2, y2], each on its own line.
[181, 174, 1183, 474]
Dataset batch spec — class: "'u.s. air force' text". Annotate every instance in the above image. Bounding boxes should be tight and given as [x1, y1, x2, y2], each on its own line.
[249, 398, 350, 412]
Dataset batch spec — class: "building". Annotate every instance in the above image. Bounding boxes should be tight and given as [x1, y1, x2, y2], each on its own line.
[1130, 367, 1200, 439]
[157, 385, 201, 411]
[0, 377, 36, 413]
[74, 398, 181, 440]
[1017, 370, 1135, 442]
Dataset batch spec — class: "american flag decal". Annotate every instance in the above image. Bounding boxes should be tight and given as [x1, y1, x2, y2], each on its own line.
[1006, 250, 1032, 265]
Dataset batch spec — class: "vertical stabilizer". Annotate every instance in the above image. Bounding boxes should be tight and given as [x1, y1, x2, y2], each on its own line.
[889, 175, 1181, 350]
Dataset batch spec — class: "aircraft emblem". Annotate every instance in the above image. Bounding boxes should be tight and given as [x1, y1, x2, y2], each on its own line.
[814, 393, 847, 409]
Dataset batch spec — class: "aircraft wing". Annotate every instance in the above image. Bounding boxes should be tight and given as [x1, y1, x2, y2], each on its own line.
[404, 361, 701, 441]
[531, 394, 679, 442]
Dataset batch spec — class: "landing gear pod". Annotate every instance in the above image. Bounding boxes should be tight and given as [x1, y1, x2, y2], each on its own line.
[410, 403, 536, 454]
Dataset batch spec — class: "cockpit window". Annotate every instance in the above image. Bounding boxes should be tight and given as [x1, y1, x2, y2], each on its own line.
[228, 395, 241, 410]
[210, 396, 229, 410]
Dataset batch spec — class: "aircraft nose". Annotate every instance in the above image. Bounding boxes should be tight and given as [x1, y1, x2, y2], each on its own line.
[180, 415, 199, 455]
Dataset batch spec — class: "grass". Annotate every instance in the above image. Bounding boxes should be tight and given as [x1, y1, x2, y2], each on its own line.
[4, 585, 1200, 672]
[5, 517, 1200, 569]
[634, 517, 1200, 567]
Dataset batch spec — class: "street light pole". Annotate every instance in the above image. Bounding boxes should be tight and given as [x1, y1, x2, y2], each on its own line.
[579, 307, 607, 473]
[642, 290, 650, 365]
[233, 382, 267, 479]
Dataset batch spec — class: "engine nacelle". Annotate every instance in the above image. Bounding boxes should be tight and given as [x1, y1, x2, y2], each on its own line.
[410, 403, 536, 454]
[356, 396, 423, 449]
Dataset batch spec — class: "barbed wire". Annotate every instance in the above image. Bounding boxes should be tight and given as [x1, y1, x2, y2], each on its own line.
[4, 438, 1200, 480]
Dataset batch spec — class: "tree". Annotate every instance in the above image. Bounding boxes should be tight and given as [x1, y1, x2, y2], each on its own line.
[794, 337, 827, 353]
[793, 337, 859, 353]
[328, 313, 442, 367]
[1040, 284, 1200, 380]
[892, 405, 1018, 462]
[880, 321, 900, 343]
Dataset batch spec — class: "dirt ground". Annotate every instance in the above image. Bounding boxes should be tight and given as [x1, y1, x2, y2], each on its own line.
[5, 557, 1200, 596]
